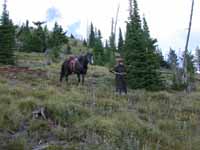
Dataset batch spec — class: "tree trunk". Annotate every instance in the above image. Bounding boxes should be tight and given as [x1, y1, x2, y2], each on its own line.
[183, 0, 194, 92]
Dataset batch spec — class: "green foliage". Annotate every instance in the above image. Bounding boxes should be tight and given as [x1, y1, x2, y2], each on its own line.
[46, 102, 91, 125]
[0, 1, 15, 64]
[17, 97, 37, 114]
[117, 27, 124, 54]
[16, 21, 68, 54]
[93, 30, 104, 65]
[195, 46, 200, 71]
[0, 52, 200, 149]
[123, 0, 162, 90]
[83, 38, 87, 47]
[167, 48, 178, 70]
[186, 52, 195, 77]
[88, 22, 95, 48]
[88, 23, 105, 65]
[167, 49, 183, 90]
[48, 22, 68, 48]
[47, 145, 64, 150]
[3, 138, 26, 150]
[106, 19, 116, 66]
[156, 48, 169, 68]
[46, 22, 68, 61]
[29, 119, 50, 132]
[16, 20, 32, 52]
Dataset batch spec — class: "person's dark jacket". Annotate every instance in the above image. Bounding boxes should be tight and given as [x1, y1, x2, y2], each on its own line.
[114, 64, 127, 94]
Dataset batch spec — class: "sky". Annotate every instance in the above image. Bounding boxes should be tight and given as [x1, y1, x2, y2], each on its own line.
[0, 0, 200, 57]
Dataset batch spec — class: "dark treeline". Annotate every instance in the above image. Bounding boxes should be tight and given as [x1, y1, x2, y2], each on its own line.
[0, 0, 69, 64]
[16, 21, 68, 53]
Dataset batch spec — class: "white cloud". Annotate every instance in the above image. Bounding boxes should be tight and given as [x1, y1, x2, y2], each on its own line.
[0, 0, 200, 55]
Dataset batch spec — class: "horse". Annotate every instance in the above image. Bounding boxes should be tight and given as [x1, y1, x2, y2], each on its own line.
[60, 52, 94, 84]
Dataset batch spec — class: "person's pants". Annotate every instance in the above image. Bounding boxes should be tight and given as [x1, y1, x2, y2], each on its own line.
[116, 87, 127, 95]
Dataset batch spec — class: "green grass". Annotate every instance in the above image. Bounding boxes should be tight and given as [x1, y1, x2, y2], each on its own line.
[0, 52, 200, 150]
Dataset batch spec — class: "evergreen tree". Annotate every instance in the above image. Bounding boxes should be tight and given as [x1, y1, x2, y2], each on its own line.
[83, 39, 87, 47]
[195, 46, 200, 72]
[123, 0, 162, 90]
[70, 34, 74, 39]
[43, 25, 49, 52]
[30, 27, 44, 52]
[167, 48, 178, 70]
[143, 19, 162, 89]
[104, 40, 111, 64]
[186, 52, 195, 80]
[17, 20, 32, 52]
[48, 22, 68, 60]
[109, 18, 116, 52]
[48, 22, 68, 48]
[155, 48, 169, 68]
[0, 0, 15, 64]
[88, 22, 95, 48]
[93, 29, 104, 65]
[167, 48, 184, 90]
[106, 18, 116, 66]
[117, 27, 123, 54]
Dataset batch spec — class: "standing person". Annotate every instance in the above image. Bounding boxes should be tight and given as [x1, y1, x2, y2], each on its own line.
[111, 57, 127, 95]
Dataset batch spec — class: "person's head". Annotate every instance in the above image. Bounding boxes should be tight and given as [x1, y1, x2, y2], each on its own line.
[116, 58, 124, 65]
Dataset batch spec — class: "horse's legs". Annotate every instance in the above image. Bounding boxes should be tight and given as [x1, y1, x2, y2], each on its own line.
[77, 74, 80, 84]
[81, 74, 85, 85]
[60, 62, 66, 82]
[60, 70, 64, 82]
[65, 74, 68, 82]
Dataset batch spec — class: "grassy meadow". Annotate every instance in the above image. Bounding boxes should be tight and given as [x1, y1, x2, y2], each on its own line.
[0, 52, 200, 150]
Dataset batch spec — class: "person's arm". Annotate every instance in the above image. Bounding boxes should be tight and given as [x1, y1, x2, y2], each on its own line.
[109, 65, 116, 73]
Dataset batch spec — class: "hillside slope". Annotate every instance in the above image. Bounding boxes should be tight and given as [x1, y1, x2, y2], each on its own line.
[0, 52, 200, 150]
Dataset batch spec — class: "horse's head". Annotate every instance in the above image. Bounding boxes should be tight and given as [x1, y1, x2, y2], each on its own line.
[86, 52, 94, 65]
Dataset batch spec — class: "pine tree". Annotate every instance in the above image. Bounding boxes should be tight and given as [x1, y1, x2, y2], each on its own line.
[123, 0, 162, 90]
[167, 48, 183, 90]
[93, 29, 104, 65]
[109, 18, 116, 52]
[117, 27, 123, 54]
[48, 22, 68, 60]
[0, 0, 15, 64]
[104, 40, 111, 64]
[195, 46, 200, 72]
[48, 22, 68, 48]
[142, 16, 163, 89]
[17, 20, 32, 52]
[88, 22, 95, 48]
[83, 39, 87, 47]
[26, 21, 47, 52]
[167, 48, 178, 70]
[106, 18, 116, 66]
[30, 27, 44, 52]
[155, 48, 169, 68]
[186, 52, 195, 78]
[123, 0, 146, 89]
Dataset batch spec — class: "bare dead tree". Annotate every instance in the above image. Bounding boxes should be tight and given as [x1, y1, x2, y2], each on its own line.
[114, 4, 120, 40]
[183, 0, 194, 92]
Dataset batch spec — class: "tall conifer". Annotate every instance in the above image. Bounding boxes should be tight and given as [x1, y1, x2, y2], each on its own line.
[118, 28, 123, 54]
[123, 0, 162, 90]
[0, 0, 15, 64]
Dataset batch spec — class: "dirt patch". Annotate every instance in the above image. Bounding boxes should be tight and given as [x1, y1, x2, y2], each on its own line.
[0, 66, 47, 79]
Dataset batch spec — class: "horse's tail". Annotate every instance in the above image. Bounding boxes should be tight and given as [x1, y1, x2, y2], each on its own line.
[60, 62, 66, 82]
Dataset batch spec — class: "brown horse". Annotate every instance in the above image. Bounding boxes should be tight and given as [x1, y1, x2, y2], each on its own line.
[60, 52, 93, 84]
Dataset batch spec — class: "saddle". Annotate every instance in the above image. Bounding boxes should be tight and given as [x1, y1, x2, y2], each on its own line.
[68, 56, 78, 73]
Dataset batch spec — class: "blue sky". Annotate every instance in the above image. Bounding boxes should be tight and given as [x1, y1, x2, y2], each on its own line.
[0, 0, 200, 56]
[46, 6, 61, 22]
